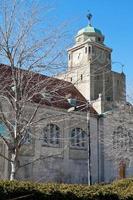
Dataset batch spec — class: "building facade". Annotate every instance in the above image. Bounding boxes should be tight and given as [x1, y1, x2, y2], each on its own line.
[0, 95, 102, 184]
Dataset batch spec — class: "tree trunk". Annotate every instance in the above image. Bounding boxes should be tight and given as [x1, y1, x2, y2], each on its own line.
[10, 153, 17, 180]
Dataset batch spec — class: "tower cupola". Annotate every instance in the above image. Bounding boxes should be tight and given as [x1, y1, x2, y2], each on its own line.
[75, 13, 104, 44]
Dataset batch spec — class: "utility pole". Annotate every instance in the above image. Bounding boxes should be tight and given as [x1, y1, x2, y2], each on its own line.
[87, 102, 91, 185]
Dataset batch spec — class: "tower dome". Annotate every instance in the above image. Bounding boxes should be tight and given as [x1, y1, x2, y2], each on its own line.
[75, 13, 104, 44]
[77, 25, 102, 36]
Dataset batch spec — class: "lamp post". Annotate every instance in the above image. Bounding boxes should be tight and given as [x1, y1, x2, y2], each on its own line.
[86, 102, 91, 185]
[112, 61, 125, 73]
[67, 99, 91, 185]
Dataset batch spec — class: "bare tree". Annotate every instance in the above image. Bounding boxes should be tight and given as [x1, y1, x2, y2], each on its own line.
[0, 0, 81, 180]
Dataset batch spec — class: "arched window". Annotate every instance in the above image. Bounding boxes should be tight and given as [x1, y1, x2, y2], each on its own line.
[85, 47, 87, 53]
[113, 126, 133, 152]
[43, 124, 60, 146]
[113, 126, 122, 148]
[70, 128, 86, 148]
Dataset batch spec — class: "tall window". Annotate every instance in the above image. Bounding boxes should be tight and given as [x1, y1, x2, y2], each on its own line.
[108, 54, 111, 60]
[85, 47, 87, 53]
[43, 124, 60, 146]
[70, 128, 86, 148]
[88, 46, 91, 54]
[98, 37, 101, 42]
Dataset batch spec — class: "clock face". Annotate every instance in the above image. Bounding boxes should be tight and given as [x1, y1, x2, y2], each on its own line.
[77, 52, 83, 61]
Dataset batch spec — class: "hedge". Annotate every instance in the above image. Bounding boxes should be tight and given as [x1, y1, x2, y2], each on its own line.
[0, 178, 133, 200]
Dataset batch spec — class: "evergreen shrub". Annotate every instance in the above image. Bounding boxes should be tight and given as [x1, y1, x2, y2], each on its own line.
[0, 178, 133, 200]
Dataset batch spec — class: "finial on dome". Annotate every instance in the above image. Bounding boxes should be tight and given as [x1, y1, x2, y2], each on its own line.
[121, 64, 124, 73]
[87, 11, 92, 26]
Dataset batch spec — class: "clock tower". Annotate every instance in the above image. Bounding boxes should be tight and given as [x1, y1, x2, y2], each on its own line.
[57, 14, 126, 113]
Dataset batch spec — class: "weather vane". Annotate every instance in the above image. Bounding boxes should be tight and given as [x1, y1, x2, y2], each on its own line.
[87, 11, 93, 26]
[121, 64, 125, 73]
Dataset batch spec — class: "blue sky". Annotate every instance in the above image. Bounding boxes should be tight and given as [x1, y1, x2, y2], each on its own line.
[1, 0, 132, 96]
[46, 0, 133, 95]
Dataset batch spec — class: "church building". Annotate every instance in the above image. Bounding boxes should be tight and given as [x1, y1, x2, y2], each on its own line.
[0, 14, 133, 184]
[56, 14, 133, 182]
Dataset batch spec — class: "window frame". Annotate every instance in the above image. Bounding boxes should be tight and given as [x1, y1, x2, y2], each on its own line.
[70, 127, 87, 150]
[42, 123, 60, 147]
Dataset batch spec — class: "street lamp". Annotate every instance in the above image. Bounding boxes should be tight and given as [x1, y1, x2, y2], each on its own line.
[112, 61, 125, 73]
[67, 99, 92, 185]
[86, 102, 92, 185]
